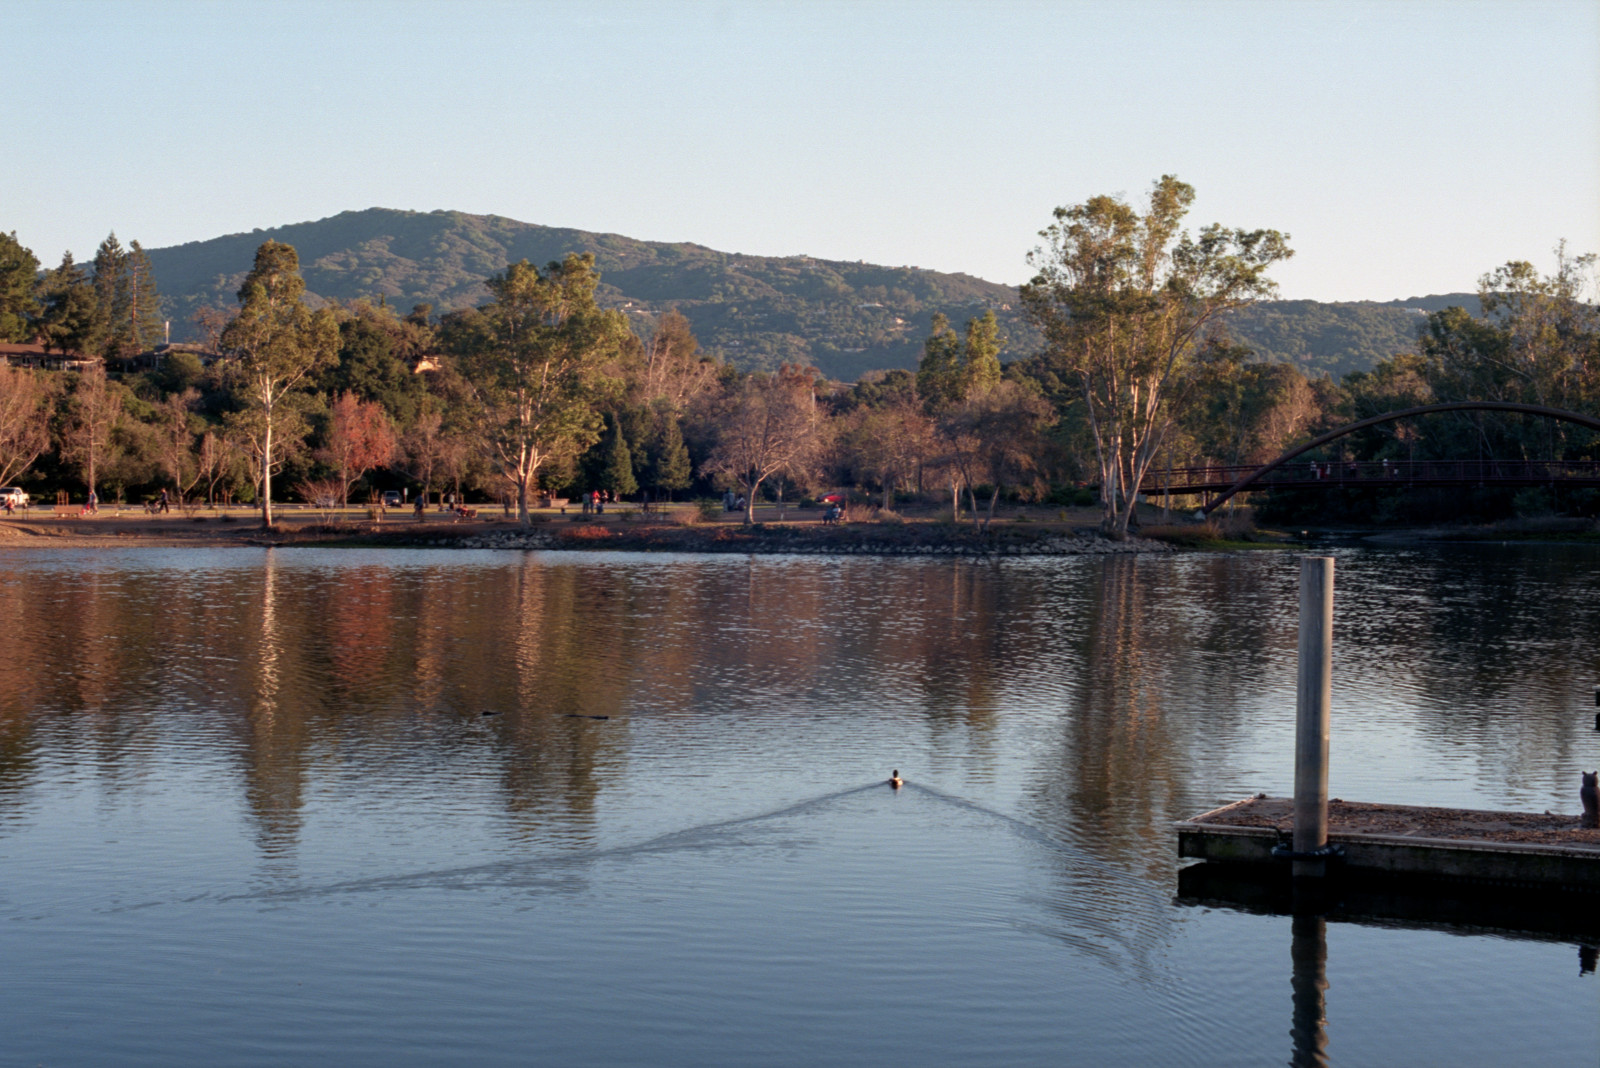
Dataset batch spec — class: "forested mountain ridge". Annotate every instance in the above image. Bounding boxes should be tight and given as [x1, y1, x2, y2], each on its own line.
[1224, 293, 1480, 379]
[145, 208, 1029, 381]
[143, 207, 1480, 381]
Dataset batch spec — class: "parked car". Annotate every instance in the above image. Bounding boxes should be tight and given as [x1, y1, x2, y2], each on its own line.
[0, 487, 29, 509]
[381, 491, 403, 509]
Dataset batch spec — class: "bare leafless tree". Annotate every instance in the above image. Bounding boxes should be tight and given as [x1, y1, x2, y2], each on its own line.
[154, 388, 204, 501]
[835, 395, 937, 511]
[702, 369, 823, 524]
[939, 380, 1053, 530]
[637, 309, 718, 409]
[0, 364, 52, 488]
[60, 363, 124, 496]
[195, 427, 250, 506]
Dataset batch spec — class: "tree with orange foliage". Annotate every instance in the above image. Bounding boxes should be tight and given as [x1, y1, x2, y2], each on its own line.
[320, 391, 397, 505]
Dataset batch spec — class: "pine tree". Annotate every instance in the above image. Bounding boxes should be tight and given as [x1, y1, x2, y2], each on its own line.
[916, 313, 963, 410]
[0, 231, 40, 342]
[962, 310, 1003, 395]
[127, 241, 165, 351]
[601, 416, 638, 497]
[91, 234, 165, 361]
[650, 411, 691, 499]
[37, 253, 106, 355]
[92, 233, 131, 359]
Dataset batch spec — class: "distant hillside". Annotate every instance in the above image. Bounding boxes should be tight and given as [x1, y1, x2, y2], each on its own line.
[146, 208, 1031, 381]
[1224, 293, 1481, 378]
[144, 207, 1484, 381]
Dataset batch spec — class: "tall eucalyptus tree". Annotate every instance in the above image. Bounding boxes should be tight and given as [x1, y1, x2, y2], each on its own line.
[1022, 175, 1292, 536]
[449, 254, 629, 523]
[219, 241, 339, 526]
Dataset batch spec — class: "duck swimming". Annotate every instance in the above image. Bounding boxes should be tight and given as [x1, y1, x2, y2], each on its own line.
[888, 770, 903, 789]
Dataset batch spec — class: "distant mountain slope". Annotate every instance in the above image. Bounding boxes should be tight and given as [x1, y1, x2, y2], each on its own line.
[1224, 293, 1480, 378]
[146, 208, 1030, 381]
[144, 207, 1484, 381]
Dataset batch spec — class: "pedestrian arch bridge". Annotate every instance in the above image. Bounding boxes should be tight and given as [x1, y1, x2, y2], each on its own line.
[1140, 401, 1600, 516]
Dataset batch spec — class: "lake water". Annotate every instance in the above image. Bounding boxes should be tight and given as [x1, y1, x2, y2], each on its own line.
[2, 544, 1597, 1066]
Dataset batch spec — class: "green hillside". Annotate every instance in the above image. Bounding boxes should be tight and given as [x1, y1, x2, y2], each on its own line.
[146, 208, 1032, 381]
[1223, 294, 1480, 378]
[144, 206, 1483, 381]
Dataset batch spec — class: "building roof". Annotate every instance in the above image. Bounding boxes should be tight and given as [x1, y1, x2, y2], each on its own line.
[0, 342, 99, 366]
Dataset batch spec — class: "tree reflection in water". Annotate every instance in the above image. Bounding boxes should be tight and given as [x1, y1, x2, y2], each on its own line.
[0, 544, 1598, 870]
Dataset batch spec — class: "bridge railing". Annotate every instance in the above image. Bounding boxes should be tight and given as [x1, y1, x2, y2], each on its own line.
[1144, 459, 1600, 493]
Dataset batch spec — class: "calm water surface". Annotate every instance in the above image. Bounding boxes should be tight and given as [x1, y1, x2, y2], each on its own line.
[2, 544, 1597, 1065]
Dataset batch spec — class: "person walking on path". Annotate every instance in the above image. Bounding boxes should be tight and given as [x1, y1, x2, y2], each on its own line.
[157, 488, 170, 514]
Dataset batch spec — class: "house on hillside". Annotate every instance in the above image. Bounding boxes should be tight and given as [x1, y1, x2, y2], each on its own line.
[0, 343, 100, 371]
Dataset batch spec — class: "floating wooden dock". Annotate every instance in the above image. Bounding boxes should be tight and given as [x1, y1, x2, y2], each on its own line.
[1177, 795, 1600, 888]
[1177, 557, 1600, 897]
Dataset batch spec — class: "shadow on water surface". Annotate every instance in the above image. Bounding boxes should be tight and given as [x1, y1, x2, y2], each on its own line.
[1180, 860, 1600, 1068]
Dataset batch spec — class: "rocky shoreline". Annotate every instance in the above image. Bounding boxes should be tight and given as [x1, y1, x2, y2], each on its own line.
[0, 514, 1179, 555]
[372, 521, 1176, 556]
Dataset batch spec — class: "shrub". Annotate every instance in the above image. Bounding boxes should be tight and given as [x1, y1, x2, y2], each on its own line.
[1512, 487, 1556, 518]
[1142, 521, 1224, 547]
[566, 523, 613, 540]
[1047, 485, 1096, 508]
[295, 479, 345, 523]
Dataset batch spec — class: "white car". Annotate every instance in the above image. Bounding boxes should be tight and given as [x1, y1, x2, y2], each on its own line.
[0, 487, 28, 509]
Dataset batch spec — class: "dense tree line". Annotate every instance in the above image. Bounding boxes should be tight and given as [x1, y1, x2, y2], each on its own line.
[1, 230, 166, 361]
[1251, 245, 1600, 524]
[1, 186, 1595, 533]
[0, 230, 1058, 529]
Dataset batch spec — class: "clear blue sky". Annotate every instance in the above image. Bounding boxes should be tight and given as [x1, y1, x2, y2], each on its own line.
[10, 0, 1598, 301]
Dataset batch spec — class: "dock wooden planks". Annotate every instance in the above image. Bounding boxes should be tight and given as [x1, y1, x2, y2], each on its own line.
[1177, 796, 1600, 888]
